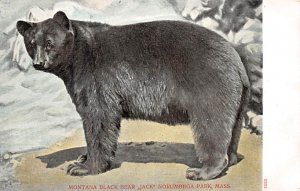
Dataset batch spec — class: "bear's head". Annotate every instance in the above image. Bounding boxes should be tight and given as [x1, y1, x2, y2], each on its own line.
[16, 11, 74, 72]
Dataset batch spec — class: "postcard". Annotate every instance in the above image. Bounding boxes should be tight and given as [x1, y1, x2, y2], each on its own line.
[0, 0, 265, 190]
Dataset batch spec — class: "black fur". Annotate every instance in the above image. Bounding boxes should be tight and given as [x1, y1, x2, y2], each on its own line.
[17, 11, 250, 180]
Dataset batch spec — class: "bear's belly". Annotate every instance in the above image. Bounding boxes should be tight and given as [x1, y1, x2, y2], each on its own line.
[121, 101, 190, 125]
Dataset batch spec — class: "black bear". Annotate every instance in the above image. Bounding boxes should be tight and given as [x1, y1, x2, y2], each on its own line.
[16, 11, 250, 180]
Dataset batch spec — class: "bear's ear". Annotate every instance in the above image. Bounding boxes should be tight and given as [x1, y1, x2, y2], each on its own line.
[16, 21, 33, 36]
[53, 11, 71, 30]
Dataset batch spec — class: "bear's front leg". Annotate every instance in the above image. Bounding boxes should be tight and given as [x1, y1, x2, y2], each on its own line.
[67, 111, 121, 176]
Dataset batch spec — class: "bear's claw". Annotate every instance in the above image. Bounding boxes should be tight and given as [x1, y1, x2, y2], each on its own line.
[67, 162, 89, 176]
[77, 154, 87, 163]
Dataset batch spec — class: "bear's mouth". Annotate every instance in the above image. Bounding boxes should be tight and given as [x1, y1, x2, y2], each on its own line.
[32, 61, 52, 70]
[33, 63, 45, 70]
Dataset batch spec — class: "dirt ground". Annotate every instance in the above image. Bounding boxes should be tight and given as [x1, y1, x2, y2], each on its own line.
[16, 120, 262, 191]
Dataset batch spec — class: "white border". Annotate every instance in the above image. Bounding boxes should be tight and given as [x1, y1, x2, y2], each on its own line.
[264, 0, 300, 190]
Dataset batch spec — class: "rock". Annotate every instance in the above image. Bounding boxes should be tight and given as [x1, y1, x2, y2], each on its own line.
[0, 90, 19, 106]
[251, 115, 262, 128]
[235, 42, 262, 114]
[199, 17, 219, 30]
[181, 0, 222, 21]
[145, 141, 155, 146]
[3, 153, 10, 160]
[46, 108, 68, 117]
[245, 111, 256, 127]
[235, 30, 257, 44]
[244, 112, 263, 135]
[250, 115, 263, 135]
[245, 43, 263, 59]
[252, 79, 262, 94]
[17, 54, 32, 71]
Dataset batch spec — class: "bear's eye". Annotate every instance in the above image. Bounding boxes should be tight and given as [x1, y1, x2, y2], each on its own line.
[45, 40, 53, 50]
[29, 39, 36, 48]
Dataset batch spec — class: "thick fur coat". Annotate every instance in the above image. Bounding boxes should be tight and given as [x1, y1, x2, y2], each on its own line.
[16, 11, 250, 180]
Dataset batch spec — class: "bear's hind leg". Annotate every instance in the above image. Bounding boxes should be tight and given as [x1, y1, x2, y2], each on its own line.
[227, 112, 244, 167]
[186, 107, 235, 180]
[227, 85, 250, 166]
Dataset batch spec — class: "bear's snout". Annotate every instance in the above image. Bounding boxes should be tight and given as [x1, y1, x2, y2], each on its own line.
[33, 62, 46, 70]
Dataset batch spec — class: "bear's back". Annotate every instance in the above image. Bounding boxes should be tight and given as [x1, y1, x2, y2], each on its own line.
[72, 20, 247, 100]
[96, 21, 244, 87]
